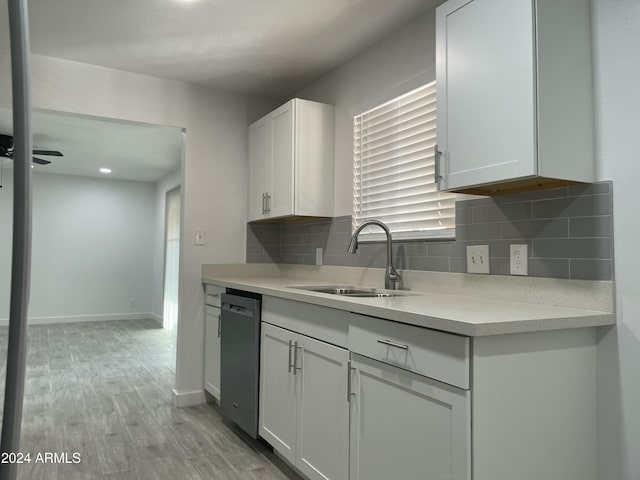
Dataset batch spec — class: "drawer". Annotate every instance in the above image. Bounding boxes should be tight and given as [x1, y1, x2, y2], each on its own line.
[262, 296, 349, 348]
[204, 284, 225, 307]
[348, 313, 470, 390]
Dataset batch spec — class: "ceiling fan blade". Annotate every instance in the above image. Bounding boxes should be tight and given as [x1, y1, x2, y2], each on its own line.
[33, 149, 63, 157]
[32, 157, 51, 165]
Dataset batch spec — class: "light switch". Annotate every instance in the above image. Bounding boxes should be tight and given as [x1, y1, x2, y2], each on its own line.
[195, 229, 206, 246]
[466, 245, 490, 274]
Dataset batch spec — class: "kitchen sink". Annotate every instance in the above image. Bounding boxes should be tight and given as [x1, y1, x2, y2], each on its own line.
[288, 285, 409, 298]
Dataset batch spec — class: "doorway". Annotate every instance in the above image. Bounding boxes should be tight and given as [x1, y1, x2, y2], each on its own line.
[163, 186, 181, 331]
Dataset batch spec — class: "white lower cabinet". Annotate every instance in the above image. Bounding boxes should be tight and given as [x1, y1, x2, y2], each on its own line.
[257, 297, 594, 480]
[259, 322, 298, 462]
[203, 284, 224, 401]
[349, 353, 471, 480]
[297, 333, 349, 480]
[204, 305, 221, 400]
[348, 312, 471, 480]
[259, 322, 349, 480]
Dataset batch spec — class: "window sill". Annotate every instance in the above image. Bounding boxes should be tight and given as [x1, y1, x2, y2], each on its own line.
[356, 230, 456, 243]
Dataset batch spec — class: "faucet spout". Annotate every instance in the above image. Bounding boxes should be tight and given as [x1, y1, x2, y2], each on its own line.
[348, 220, 401, 290]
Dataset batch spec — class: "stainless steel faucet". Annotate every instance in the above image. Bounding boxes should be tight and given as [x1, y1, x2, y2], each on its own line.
[347, 219, 401, 290]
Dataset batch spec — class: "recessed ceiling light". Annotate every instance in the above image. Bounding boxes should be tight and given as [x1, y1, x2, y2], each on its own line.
[100, 168, 112, 174]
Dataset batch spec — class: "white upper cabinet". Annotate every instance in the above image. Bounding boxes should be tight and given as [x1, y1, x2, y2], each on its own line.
[270, 103, 295, 218]
[436, 0, 595, 195]
[248, 98, 334, 221]
[248, 117, 272, 221]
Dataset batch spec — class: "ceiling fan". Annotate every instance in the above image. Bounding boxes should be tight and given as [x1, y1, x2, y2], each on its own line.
[0, 133, 63, 165]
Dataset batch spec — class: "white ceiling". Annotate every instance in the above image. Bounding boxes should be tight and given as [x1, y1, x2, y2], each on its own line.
[0, 108, 183, 182]
[0, 1, 437, 181]
[0, 0, 436, 97]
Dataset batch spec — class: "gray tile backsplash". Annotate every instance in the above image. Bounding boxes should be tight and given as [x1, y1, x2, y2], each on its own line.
[246, 181, 614, 280]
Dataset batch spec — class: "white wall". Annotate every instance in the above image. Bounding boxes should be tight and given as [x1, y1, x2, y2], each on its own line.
[151, 167, 182, 322]
[0, 52, 279, 404]
[297, 11, 436, 216]
[591, 1, 640, 478]
[0, 170, 156, 323]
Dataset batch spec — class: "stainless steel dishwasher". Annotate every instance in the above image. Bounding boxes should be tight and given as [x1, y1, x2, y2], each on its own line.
[219, 290, 261, 438]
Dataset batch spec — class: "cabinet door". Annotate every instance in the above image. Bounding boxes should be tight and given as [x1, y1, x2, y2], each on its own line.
[349, 354, 470, 480]
[296, 336, 349, 480]
[259, 323, 298, 464]
[436, 0, 535, 190]
[269, 100, 295, 218]
[248, 116, 271, 221]
[204, 305, 221, 400]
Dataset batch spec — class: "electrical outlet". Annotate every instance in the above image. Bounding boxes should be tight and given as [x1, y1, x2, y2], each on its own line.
[510, 244, 528, 275]
[129, 298, 136, 308]
[315, 247, 323, 266]
[466, 245, 490, 274]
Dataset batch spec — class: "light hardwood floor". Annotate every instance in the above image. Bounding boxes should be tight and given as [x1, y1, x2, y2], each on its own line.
[0, 319, 301, 480]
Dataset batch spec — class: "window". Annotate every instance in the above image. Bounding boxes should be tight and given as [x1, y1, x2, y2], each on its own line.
[352, 81, 456, 241]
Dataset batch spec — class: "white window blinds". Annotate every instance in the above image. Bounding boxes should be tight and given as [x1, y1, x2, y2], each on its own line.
[353, 81, 456, 240]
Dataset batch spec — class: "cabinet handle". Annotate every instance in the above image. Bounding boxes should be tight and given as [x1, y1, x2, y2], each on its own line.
[377, 339, 409, 350]
[434, 144, 443, 187]
[217, 314, 221, 338]
[266, 192, 271, 214]
[347, 358, 355, 403]
[293, 341, 301, 375]
[262, 193, 266, 215]
[288, 340, 293, 373]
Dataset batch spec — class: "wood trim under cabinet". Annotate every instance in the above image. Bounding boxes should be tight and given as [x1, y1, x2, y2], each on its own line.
[450, 177, 585, 196]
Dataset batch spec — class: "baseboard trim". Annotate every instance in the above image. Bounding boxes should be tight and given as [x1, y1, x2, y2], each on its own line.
[204, 390, 220, 406]
[0, 312, 157, 326]
[172, 389, 207, 408]
[204, 382, 220, 402]
[150, 312, 163, 327]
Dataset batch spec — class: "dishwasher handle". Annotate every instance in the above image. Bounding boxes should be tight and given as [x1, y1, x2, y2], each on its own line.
[222, 302, 254, 318]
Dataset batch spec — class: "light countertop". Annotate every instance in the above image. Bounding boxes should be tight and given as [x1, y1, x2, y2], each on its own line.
[202, 264, 615, 336]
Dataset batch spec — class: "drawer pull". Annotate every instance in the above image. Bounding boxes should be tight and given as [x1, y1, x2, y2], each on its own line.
[377, 339, 409, 350]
